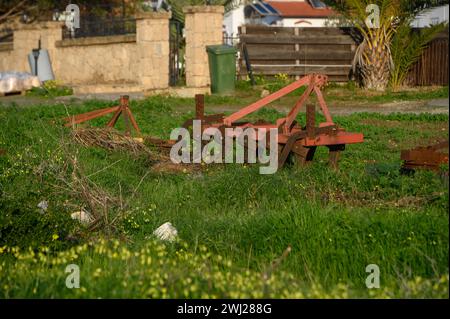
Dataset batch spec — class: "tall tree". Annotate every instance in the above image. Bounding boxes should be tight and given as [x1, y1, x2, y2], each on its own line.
[327, 0, 448, 91]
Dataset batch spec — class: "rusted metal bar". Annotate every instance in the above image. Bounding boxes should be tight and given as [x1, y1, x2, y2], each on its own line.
[126, 108, 141, 135]
[401, 140, 449, 172]
[64, 106, 119, 126]
[195, 94, 205, 119]
[284, 76, 316, 130]
[63, 95, 141, 136]
[120, 96, 131, 135]
[314, 85, 333, 124]
[106, 108, 122, 128]
[224, 74, 312, 126]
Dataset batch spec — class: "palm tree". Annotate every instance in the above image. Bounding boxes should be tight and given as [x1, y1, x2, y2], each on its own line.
[389, 21, 447, 90]
[334, 0, 404, 91]
[330, 0, 448, 91]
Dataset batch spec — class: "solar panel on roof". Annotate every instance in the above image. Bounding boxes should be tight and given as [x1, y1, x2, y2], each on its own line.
[252, 3, 270, 15]
[310, 0, 327, 9]
[261, 2, 278, 14]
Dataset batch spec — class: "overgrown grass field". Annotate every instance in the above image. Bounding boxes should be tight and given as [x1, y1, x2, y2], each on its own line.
[0, 89, 448, 298]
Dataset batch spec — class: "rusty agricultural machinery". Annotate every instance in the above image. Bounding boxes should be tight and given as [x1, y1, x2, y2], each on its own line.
[401, 140, 449, 173]
[61, 74, 364, 169]
[181, 74, 364, 169]
[63, 95, 141, 136]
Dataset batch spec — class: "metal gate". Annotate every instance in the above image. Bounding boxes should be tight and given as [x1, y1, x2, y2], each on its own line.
[169, 20, 183, 86]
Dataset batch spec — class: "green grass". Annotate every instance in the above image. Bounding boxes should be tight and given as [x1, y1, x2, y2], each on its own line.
[0, 95, 448, 298]
[26, 80, 73, 98]
[231, 78, 449, 108]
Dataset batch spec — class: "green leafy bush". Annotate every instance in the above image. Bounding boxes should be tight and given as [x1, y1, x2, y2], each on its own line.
[27, 80, 73, 98]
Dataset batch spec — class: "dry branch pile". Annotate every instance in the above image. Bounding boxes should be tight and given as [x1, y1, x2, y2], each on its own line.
[71, 128, 152, 156]
[70, 127, 201, 174]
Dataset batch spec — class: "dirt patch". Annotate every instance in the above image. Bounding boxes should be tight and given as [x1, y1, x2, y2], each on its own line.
[150, 162, 200, 174]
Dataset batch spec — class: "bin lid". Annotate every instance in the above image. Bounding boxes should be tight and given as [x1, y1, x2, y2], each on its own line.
[206, 45, 236, 55]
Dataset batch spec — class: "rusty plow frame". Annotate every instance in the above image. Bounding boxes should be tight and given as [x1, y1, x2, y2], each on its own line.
[63, 95, 141, 136]
[181, 74, 364, 169]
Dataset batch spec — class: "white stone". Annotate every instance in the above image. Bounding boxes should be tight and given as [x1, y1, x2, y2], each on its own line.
[71, 210, 94, 226]
[153, 222, 178, 242]
[261, 89, 270, 98]
[37, 200, 48, 214]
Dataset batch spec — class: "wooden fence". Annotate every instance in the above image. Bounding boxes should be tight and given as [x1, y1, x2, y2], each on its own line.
[238, 25, 449, 86]
[406, 31, 449, 86]
[238, 25, 357, 82]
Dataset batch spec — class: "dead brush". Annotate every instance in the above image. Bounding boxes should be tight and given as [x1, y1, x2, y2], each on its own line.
[71, 127, 206, 174]
[48, 154, 129, 240]
[35, 130, 134, 240]
[71, 127, 152, 156]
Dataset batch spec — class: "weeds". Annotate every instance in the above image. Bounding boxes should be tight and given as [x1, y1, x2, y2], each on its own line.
[0, 96, 448, 298]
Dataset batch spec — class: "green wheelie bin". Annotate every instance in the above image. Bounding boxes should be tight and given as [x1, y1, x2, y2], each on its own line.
[206, 45, 237, 94]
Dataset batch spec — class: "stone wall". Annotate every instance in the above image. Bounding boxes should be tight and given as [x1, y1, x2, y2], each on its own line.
[55, 35, 138, 85]
[183, 6, 224, 89]
[136, 12, 171, 91]
[0, 7, 225, 95]
[0, 12, 171, 93]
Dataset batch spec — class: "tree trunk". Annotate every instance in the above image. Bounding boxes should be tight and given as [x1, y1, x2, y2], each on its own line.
[362, 41, 391, 91]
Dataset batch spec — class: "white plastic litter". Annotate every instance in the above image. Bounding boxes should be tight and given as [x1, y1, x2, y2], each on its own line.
[71, 210, 94, 226]
[37, 200, 48, 214]
[0, 71, 41, 94]
[153, 222, 178, 242]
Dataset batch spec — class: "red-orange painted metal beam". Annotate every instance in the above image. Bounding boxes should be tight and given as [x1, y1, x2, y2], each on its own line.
[301, 132, 364, 147]
[284, 76, 316, 131]
[314, 85, 333, 124]
[64, 106, 119, 126]
[223, 74, 312, 126]
[63, 95, 141, 136]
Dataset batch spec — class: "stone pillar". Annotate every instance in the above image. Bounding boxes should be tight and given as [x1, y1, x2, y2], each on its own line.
[183, 6, 224, 90]
[136, 11, 171, 91]
[12, 21, 63, 73]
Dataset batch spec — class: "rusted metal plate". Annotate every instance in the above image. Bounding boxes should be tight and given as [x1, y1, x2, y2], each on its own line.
[401, 140, 449, 171]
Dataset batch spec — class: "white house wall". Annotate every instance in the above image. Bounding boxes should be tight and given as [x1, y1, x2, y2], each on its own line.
[224, 4, 246, 36]
[279, 18, 330, 27]
[411, 5, 449, 28]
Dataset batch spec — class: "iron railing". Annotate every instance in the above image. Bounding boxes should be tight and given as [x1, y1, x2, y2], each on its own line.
[223, 34, 240, 47]
[169, 20, 184, 86]
[62, 17, 136, 39]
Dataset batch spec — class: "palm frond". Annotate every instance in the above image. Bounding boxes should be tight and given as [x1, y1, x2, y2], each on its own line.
[389, 22, 448, 89]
